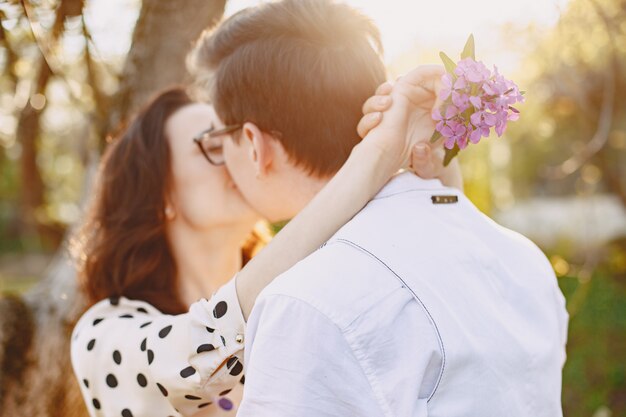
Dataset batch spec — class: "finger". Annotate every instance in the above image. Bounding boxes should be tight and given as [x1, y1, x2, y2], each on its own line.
[410, 143, 436, 179]
[411, 144, 446, 179]
[397, 67, 445, 111]
[357, 111, 382, 138]
[361, 94, 392, 115]
[401, 65, 446, 93]
[392, 79, 437, 110]
[375, 81, 393, 96]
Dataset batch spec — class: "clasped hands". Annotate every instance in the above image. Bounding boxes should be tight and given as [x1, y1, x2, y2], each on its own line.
[357, 65, 463, 190]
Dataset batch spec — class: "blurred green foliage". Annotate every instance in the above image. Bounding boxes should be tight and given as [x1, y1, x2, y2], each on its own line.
[496, 0, 626, 414]
[555, 239, 626, 417]
[505, 0, 626, 201]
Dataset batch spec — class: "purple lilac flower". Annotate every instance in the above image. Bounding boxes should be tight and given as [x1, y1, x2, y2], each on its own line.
[433, 58, 523, 150]
[454, 58, 491, 83]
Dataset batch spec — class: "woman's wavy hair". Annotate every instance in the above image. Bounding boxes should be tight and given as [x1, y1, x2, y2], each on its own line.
[72, 87, 263, 315]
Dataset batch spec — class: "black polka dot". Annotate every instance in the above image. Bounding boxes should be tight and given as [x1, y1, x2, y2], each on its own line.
[87, 339, 96, 351]
[113, 350, 122, 365]
[106, 373, 118, 388]
[230, 363, 243, 376]
[240, 376, 245, 385]
[219, 389, 232, 396]
[140, 321, 152, 328]
[140, 338, 146, 352]
[92, 398, 101, 409]
[109, 296, 119, 306]
[180, 366, 196, 378]
[147, 349, 154, 365]
[185, 394, 202, 400]
[206, 326, 215, 333]
[220, 336, 226, 346]
[83, 379, 89, 388]
[136, 307, 148, 314]
[196, 344, 215, 353]
[213, 301, 228, 318]
[228, 357, 243, 376]
[156, 382, 168, 397]
[92, 318, 104, 326]
[119, 314, 133, 319]
[198, 402, 212, 408]
[158, 325, 172, 339]
[136, 373, 147, 387]
[121, 409, 133, 417]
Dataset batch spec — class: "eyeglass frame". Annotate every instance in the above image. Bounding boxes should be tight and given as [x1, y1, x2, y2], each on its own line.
[192, 124, 242, 166]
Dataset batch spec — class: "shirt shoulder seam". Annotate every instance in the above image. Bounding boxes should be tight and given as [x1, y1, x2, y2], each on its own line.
[331, 238, 446, 403]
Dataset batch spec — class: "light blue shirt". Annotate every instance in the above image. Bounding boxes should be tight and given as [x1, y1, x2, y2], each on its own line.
[238, 173, 568, 417]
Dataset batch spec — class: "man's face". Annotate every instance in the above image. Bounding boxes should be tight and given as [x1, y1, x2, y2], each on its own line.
[221, 121, 326, 223]
[222, 130, 300, 223]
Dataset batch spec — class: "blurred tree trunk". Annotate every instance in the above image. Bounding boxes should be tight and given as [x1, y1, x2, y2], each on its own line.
[105, 0, 228, 141]
[0, 1, 227, 416]
[16, 58, 50, 240]
[15, 0, 78, 248]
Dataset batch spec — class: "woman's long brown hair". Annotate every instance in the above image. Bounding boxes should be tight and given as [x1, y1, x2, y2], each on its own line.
[73, 88, 196, 314]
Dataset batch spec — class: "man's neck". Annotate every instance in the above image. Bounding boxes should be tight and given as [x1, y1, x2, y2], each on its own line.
[289, 176, 329, 214]
[270, 167, 332, 222]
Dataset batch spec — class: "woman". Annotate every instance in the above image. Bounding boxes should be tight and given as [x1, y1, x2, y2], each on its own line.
[71, 74, 461, 416]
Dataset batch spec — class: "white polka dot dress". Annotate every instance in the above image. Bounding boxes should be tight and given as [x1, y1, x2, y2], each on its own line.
[71, 278, 246, 417]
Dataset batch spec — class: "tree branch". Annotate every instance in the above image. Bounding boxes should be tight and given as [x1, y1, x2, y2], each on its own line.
[543, 0, 618, 180]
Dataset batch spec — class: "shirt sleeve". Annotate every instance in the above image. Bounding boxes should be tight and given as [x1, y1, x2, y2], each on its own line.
[71, 277, 246, 417]
[236, 294, 385, 417]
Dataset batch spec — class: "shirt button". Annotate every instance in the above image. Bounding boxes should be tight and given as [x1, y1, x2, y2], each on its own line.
[235, 334, 244, 344]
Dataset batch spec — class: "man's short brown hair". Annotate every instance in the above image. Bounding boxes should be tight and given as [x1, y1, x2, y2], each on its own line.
[190, 0, 387, 177]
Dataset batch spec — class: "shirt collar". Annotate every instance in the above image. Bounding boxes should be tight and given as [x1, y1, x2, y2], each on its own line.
[373, 171, 448, 200]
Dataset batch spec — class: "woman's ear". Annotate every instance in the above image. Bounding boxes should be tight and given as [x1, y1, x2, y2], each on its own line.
[242, 122, 274, 178]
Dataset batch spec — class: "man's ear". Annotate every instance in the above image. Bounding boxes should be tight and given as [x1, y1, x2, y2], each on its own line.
[242, 122, 275, 178]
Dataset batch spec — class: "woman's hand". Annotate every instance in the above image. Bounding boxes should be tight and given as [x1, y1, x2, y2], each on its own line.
[357, 72, 463, 190]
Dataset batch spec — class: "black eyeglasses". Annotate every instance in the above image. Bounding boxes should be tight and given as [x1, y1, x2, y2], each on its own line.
[193, 124, 242, 166]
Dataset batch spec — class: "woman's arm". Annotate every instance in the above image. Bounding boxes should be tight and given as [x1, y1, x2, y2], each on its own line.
[236, 65, 447, 319]
[71, 297, 246, 417]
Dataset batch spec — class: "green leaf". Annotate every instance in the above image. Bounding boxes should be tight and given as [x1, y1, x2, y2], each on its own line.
[430, 130, 442, 143]
[461, 34, 475, 60]
[439, 52, 457, 76]
[520, 91, 526, 96]
[443, 145, 460, 167]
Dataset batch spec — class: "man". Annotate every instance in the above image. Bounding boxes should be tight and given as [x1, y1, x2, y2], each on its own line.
[191, 1, 569, 415]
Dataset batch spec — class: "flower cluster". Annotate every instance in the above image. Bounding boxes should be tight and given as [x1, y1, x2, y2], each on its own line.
[432, 58, 524, 151]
